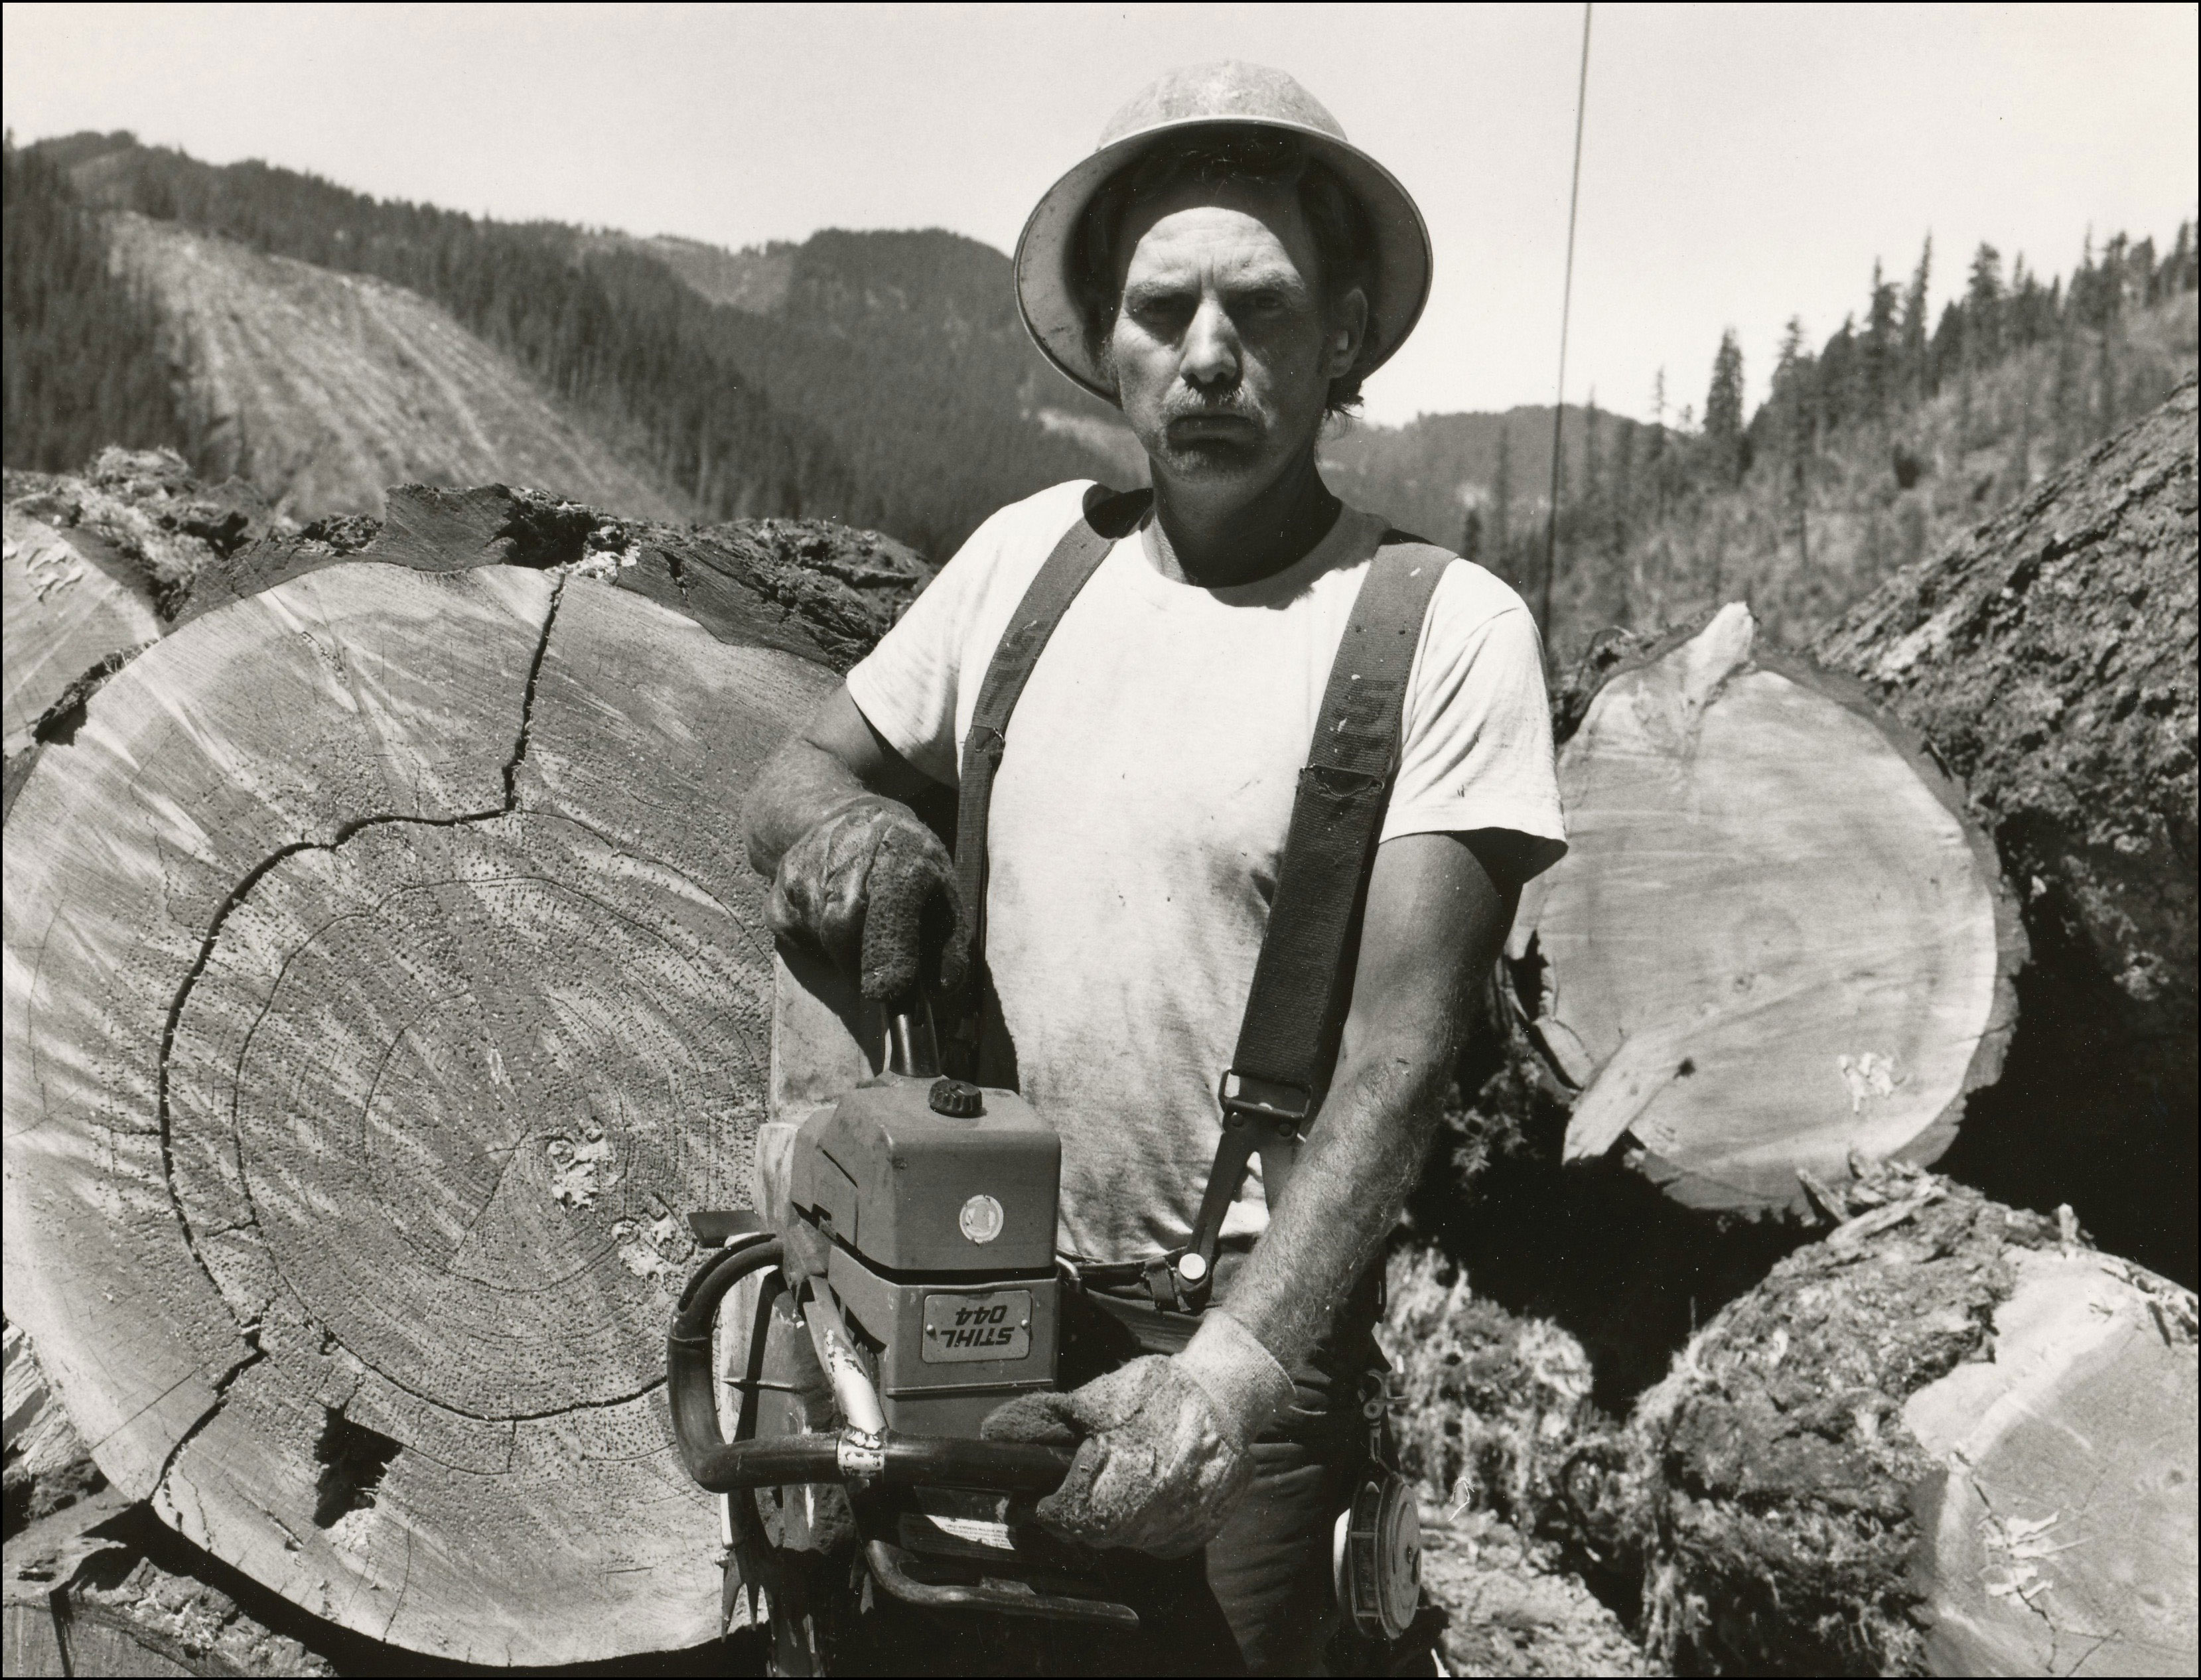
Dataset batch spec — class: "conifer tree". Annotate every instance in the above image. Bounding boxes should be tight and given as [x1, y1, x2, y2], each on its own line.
[1775, 316, 1813, 567]
[1900, 237, 1934, 400]
[1864, 260, 1899, 421]
[1703, 331, 1746, 487]
[1459, 506, 1483, 567]
[1966, 243, 2005, 368]
[1491, 425, 1513, 565]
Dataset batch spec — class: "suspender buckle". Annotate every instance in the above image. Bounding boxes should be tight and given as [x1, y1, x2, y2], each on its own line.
[1218, 1070, 1311, 1134]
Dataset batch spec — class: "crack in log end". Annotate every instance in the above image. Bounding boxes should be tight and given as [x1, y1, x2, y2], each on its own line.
[311, 1410, 401, 1530]
[28, 645, 153, 748]
[153, 574, 565, 1377]
[151, 1336, 267, 1513]
[502, 573, 566, 808]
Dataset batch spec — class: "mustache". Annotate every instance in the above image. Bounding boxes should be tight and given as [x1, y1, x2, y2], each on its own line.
[1161, 395, 1258, 423]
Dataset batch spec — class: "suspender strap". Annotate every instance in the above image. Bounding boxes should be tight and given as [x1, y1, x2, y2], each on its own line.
[941, 486, 1448, 1312]
[950, 484, 1151, 1070]
[1175, 536, 1452, 1306]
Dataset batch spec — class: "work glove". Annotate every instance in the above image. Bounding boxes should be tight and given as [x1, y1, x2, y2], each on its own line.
[764, 797, 969, 1003]
[980, 1311, 1295, 1558]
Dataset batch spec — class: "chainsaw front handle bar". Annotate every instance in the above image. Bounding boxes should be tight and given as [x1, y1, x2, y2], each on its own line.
[667, 1233, 1074, 1498]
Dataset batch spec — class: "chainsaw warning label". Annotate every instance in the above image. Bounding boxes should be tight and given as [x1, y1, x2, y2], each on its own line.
[921, 1291, 1032, 1364]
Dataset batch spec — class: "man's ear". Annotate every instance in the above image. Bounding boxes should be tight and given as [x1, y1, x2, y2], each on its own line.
[1325, 287, 1370, 380]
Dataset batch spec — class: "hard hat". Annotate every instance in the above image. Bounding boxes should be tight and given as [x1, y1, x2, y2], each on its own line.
[1015, 60, 1433, 404]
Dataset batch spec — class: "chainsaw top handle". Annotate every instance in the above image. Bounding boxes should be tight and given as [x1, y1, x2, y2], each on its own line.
[666, 1230, 1074, 1498]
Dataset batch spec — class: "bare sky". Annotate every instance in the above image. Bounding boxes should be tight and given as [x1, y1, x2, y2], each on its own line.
[5, 3, 2196, 427]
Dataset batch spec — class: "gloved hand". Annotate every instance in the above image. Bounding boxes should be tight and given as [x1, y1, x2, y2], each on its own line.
[764, 797, 968, 1003]
[980, 1312, 1295, 1557]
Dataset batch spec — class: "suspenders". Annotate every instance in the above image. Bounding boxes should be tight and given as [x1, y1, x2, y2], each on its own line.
[949, 484, 1451, 1311]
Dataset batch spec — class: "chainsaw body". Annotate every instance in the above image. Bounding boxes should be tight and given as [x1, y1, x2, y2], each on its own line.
[788, 1072, 1060, 1437]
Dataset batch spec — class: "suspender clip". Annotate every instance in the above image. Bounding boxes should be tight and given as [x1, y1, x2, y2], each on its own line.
[1218, 1070, 1311, 1136]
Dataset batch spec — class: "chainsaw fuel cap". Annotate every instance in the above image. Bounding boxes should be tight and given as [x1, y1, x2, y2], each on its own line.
[928, 1077, 984, 1117]
[958, 1194, 1005, 1244]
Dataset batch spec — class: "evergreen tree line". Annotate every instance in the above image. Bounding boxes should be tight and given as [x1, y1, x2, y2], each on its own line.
[23, 134, 1119, 558]
[2, 139, 191, 472]
[42, 134, 853, 524]
[1461, 224, 2200, 652]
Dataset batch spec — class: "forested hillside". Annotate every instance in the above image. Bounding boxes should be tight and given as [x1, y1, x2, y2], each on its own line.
[30, 133, 1121, 555]
[1320, 403, 1638, 566]
[8, 128, 2194, 618]
[100, 210, 685, 518]
[1535, 232, 2200, 654]
[1, 143, 190, 471]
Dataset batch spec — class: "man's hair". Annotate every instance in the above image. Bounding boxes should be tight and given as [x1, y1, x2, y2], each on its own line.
[1068, 131, 1378, 417]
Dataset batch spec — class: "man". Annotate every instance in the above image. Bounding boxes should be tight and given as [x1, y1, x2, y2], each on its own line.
[745, 62, 1565, 1673]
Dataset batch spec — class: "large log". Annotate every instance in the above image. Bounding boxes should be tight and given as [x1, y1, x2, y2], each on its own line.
[1616, 1163, 2197, 1676]
[1815, 378, 2199, 1283]
[1, 484, 918, 1664]
[1504, 600, 2024, 1216]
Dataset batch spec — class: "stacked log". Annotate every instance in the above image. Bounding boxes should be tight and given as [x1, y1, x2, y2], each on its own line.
[3, 481, 921, 1667]
[1506, 599, 2024, 1216]
[1387, 382, 2197, 1675]
[1815, 378, 2198, 1283]
[1619, 1163, 2196, 1677]
[3, 447, 279, 807]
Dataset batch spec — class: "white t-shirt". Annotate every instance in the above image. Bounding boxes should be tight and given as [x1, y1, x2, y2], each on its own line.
[845, 480, 1566, 1263]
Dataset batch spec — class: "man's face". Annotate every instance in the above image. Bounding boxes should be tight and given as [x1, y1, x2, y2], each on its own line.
[1106, 178, 1364, 493]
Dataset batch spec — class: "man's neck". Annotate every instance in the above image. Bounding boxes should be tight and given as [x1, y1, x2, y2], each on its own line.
[1145, 445, 1341, 589]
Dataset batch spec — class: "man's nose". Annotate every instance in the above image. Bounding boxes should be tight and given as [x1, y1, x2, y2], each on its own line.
[1179, 294, 1241, 394]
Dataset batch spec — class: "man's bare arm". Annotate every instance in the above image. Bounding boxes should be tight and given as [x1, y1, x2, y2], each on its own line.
[1215, 829, 1524, 1384]
[743, 685, 934, 875]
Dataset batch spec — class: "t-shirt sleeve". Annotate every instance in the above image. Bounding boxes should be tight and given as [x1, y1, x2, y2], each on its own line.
[843, 482, 1095, 788]
[841, 507, 1009, 788]
[1382, 563, 1569, 879]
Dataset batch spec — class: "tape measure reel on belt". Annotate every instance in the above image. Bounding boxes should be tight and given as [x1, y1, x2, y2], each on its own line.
[944, 482, 1449, 1644]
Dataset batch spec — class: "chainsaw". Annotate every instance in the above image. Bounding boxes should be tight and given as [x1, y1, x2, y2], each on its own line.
[668, 999, 1424, 1661]
[667, 999, 1141, 1648]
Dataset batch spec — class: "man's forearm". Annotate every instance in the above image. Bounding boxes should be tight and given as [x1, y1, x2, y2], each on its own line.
[743, 685, 932, 877]
[745, 735, 872, 876]
[1213, 1036, 1453, 1378]
[1193, 830, 1517, 1407]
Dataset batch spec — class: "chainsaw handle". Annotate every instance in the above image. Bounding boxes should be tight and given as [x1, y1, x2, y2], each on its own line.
[885, 989, 940, 1079]
[682, 1430, 1075, 1497]
[666, 1235, 1074, 1498]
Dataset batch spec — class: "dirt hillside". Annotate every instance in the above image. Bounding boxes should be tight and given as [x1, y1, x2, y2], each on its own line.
[106, 213, 685, 523]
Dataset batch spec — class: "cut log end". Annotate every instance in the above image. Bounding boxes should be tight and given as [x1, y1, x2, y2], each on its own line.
[1620, 1166, 2198, 1677]
[1, 497, 869, 1659]
[1511, 601, 2024, 1216]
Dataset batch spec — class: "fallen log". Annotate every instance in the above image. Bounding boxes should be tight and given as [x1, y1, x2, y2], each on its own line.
[3, 448, 284, 817]
[1815, 378, 2199, 1283]
[1504, 600, 2024, 1216]
[1615, 1162, 2197, 1676]
[1, 510, 161, 762]
[1, 484, 918, 1665]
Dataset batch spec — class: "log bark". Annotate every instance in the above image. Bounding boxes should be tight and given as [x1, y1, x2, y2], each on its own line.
[1814, 378, 2199, 1283]
[1504, 600, 2024, 1216]
[1, 484, 914, 1665]
[1615, 1164, 2197, 1676]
